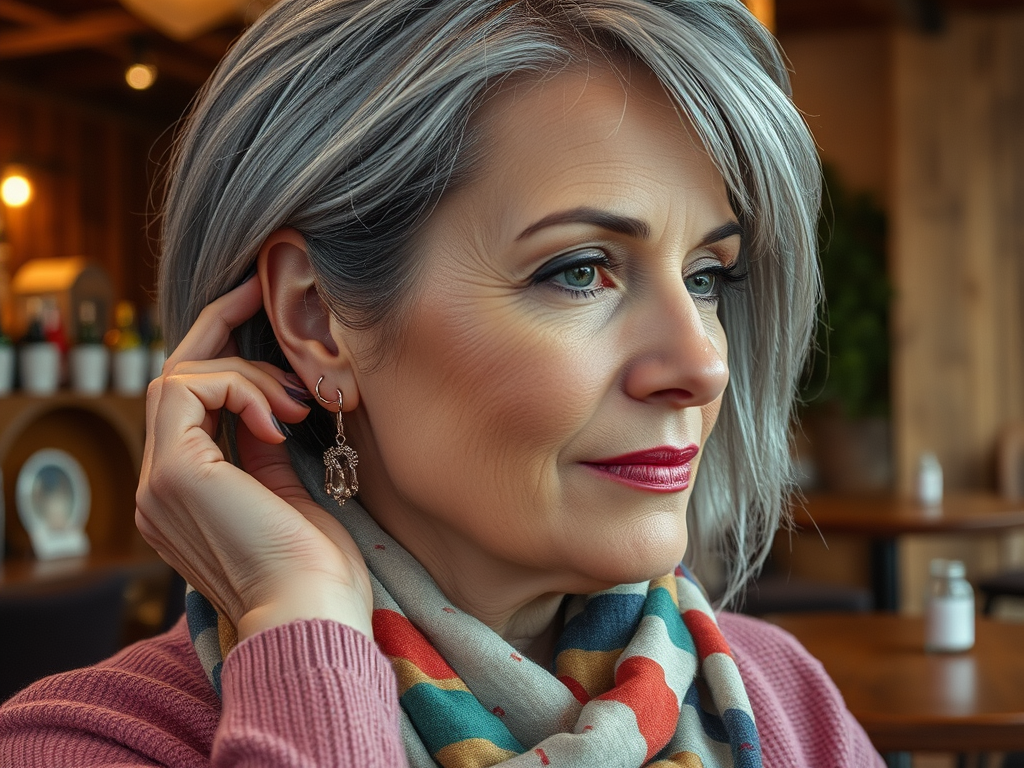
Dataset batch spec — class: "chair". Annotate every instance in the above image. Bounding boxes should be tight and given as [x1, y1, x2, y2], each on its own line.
[736, 546, 873, 616]
[0, 571, 128, 702]
[739, 571, 873, 616]
[977, 422, 1024, 615]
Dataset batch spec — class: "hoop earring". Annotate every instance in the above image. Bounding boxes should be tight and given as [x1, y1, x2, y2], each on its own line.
[316, 376, 359, 505]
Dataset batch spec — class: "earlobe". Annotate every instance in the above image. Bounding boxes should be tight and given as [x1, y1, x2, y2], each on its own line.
[258, 228, 360, 410]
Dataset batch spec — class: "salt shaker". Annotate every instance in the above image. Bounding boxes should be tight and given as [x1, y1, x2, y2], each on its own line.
[917, 452, 943, 507]
[925, 559, 974, 653]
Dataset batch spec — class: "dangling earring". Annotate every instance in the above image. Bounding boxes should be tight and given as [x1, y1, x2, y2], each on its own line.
[315, 376, 359, 505]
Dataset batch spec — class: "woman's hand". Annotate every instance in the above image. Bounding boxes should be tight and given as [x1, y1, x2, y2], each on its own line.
[135, 276, 373, 641]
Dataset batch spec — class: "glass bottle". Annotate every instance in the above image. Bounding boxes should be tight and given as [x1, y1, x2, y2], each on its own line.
[916, 452, 943, 507]
[76, 301, 102, 345]
[22, 298, 46, 344]
[925, 559, 974, 653]
[70, 300, 110, 395]
[105, 301, 142, 351]
[107, 301, 146, 396]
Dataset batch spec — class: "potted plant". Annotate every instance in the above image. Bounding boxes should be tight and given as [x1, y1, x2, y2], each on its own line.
[798, 165, 892, 492]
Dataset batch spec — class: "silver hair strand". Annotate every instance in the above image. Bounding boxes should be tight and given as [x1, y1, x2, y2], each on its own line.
[159, 0, 821, 609]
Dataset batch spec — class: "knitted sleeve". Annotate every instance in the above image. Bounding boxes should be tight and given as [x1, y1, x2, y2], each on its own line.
[0, 617, 407, 767]
[718, 612, 886, 768]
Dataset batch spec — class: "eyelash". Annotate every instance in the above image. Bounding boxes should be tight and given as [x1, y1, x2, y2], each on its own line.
[531, 248, 616, 300]
[685, 262, 748, 304]
[530, 249, 748, 302]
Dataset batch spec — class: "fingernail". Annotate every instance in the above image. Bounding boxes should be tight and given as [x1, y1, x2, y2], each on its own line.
[284, 385, 314, 404]
[271, 415, 292, 438]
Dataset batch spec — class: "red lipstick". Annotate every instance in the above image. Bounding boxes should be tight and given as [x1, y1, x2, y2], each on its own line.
[583, 444, 699, 492]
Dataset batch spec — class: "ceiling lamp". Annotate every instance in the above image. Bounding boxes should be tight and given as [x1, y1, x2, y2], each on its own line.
[125, 38, 157, 90]
[126, 62, 158, 90]
[118, 0, 277, 41]
[1, 168, 32, 208]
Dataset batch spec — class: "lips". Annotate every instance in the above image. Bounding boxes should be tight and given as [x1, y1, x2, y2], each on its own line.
[583, 444, 699, 492]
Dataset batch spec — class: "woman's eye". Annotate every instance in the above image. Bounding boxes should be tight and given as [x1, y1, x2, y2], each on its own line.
[684, 271, 717, 298]
[555, 264, 601, 290]
[532, 248, 614, 299]
[683, 262, 747, 303]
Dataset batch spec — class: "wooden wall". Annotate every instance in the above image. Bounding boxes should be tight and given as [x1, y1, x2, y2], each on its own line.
[783, 12, 1024, 500]
[780, 28, 892, 208]
[778, 14, 1024, 612]
[892, 11, 1024, 495]
[0, 82, 168, 328]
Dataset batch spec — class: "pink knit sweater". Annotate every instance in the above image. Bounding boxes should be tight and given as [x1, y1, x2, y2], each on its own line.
[0, 612, 883, 767]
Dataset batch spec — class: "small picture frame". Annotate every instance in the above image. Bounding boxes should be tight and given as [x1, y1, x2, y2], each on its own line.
[16, 448, 91, 561]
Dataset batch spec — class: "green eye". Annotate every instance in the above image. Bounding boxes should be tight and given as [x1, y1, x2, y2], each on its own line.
[685, 272, 716, 297]
[559, 265, 599, 289]
[532, 248, 612, 298]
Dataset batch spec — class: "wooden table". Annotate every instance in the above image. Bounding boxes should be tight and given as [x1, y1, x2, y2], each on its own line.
[0, 550, 167, 596]
[793, 494, 1024, 611]
[768, 613, 1024, 754]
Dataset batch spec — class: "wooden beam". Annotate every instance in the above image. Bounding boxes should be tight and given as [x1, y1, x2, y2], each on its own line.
[0, 2, 216, 86]
[185, 30, 238, 62]
[0, 0, 59, 28]
[0, 9, 147, 60]
[101, 39, 214, 87]
[154, 51, 216, 86]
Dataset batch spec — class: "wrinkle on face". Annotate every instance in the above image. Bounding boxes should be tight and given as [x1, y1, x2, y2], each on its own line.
[340, 61, 736, 650]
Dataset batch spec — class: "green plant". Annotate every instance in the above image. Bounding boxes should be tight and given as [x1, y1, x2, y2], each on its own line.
[801, 165, 891, 418]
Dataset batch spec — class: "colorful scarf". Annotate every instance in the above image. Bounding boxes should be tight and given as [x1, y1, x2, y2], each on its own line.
[186, 449, 761, 768]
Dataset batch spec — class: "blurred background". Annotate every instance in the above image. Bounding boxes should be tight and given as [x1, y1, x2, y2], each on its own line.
[1, 1, 1023, 764]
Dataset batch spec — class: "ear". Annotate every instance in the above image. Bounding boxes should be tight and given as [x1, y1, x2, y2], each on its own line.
[258, 228, 360, 411]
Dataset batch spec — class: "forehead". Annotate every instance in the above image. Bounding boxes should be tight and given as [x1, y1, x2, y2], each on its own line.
[441, 62, 730, 243]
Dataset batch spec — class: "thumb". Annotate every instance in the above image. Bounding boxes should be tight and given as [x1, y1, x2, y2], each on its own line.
[235, 421, 354, 552]
[235, 419, 315, 509]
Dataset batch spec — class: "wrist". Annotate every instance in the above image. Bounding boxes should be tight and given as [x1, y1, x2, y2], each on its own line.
[237, 588, 373, 641]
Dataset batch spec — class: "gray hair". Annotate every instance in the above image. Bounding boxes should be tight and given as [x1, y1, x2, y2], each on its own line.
[159, 0, 821, 608]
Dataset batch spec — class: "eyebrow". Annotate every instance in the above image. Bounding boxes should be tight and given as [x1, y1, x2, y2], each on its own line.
[696, 221, 744, 249]
[516, 207, 650, 240]
[515, 206, 743, 248]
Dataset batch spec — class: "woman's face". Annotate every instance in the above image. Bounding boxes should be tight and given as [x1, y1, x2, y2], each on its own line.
[344, 63, 738, 600]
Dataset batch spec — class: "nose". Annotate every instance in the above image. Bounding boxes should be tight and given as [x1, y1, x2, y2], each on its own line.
[621, 288, 729, 409]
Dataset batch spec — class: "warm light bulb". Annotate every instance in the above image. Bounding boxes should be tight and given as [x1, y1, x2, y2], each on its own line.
[125, 63, 157, 90]
[1, 174, 32, 207]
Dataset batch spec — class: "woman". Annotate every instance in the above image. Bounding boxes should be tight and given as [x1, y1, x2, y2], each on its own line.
[0, 1, 883, 766]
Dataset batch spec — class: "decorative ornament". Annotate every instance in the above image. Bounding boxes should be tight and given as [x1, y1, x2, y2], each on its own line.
[316, 376, 359, 505]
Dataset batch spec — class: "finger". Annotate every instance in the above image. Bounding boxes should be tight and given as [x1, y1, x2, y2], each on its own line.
[234, 420, 361, 558]
[153, 370, 286, 456]
[165, 275, 263, 368]
[235, 416, 313, 503]
[142, 377, 167, 479]
[167, 358, 313, 421]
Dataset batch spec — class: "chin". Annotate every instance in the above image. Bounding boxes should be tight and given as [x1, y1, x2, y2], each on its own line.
[574, 534, 689, 588]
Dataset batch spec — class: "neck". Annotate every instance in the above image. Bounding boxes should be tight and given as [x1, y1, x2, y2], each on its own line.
[461, 588, 567, 667]
[367, 508, 597, 666]
[415, 535, 574, 665]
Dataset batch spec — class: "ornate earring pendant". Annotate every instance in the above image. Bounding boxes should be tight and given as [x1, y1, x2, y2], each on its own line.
[316, 376, 359, 505]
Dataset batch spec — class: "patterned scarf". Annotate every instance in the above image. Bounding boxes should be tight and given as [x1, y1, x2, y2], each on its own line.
[186, 449, 761, 768]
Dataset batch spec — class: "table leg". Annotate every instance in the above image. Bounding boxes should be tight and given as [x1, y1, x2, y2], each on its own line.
[871, 538, 899, 612]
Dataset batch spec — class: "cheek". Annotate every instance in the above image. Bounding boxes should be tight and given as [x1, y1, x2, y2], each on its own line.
[699, 315, 728, 447]
[371, 300, 612, 506]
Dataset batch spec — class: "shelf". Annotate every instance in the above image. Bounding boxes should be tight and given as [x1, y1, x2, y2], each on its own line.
[0, 392, 147, 565]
